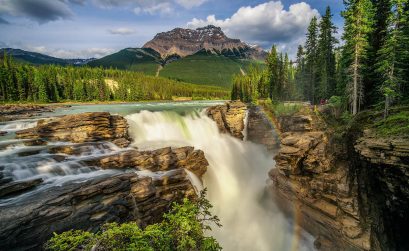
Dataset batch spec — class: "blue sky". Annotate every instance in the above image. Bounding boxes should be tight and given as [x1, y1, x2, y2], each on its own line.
[0, 0, 345, 59]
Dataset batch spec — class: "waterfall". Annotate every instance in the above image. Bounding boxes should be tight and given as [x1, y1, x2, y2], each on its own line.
[126, 110, 315, 251]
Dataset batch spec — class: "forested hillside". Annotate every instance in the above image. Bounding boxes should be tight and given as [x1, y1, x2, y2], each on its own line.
[0, 54, 229, 103]
[233, 3, 409, 117]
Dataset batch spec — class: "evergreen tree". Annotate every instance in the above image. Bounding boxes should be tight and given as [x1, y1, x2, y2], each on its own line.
[265, 45, 279, 100]
[317, 6, 338, 100]
[342, 0, 374, 115]
[305, 16, 319, 104]
[376, 0, 408, 116]
[295, 45, 307, 100]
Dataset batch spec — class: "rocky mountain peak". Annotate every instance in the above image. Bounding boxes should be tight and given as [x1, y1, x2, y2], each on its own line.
[143, 26, 266, 60]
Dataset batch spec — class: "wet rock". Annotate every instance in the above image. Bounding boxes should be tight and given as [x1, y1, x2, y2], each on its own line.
[0, 171, 195, 250]
[0, 178, 43, 198]
[207, 101, 247, 139]
[16, 112, 130, 147]
[0, 131, 7, 136]
[0, 104, 69, 121]
[84, 146, 208, 179]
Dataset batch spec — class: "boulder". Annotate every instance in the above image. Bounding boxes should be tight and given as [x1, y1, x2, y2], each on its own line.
[16, 112, 130, 147]
[207, 101, 247, 139]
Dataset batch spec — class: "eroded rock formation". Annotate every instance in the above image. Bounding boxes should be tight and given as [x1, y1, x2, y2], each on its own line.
[266, 104, 409, 251]
[0, 170, 195, 250]
[0, 112, 209, 250]
[207, 101, 247, 139]
[16, 112, 131, 147]
[268, 107, 371, 250]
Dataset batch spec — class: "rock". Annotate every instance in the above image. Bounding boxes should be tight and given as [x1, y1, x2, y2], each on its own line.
[84, 146, 208, 179]
[0, 171, 195, 250]
[16, 112, 130, 147]
[267, 104, 369, 250]
[0, 104, 69, 122]
[0, 131, 6, 136]
[0, 178, 43, 198]
[207, 101, 247, 139]
[246, 105, 279, 152]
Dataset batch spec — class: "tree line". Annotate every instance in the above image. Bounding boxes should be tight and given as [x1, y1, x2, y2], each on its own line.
[233, 1, 409, 117]
[0, 54, 229, 103]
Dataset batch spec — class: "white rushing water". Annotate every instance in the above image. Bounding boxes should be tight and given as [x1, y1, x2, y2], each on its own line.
[126, 110, 315, 251]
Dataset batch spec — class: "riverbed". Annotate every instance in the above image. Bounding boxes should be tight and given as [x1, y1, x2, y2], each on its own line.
[0, 101, 315, 251]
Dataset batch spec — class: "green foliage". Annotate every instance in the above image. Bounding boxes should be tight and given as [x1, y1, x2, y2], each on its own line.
[0, 54, 229, 103]
[373, 111, 409, 136]
[45, 189, 222, 251]
[160, 52, 260, 88]
[44, 230, 95, 251]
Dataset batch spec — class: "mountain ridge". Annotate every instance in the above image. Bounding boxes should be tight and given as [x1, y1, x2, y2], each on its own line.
[143, 25, 267, 60]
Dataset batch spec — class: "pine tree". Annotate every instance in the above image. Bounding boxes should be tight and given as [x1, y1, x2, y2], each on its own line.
[305, 16, 319, 104]
[265, 45, 279, 100]
[342, 0, 374, 115]
[317, 6, 338, 100]
[295, 45, 307, 100]
[365, 0, 392, 107]
[376, 0, 408, 117]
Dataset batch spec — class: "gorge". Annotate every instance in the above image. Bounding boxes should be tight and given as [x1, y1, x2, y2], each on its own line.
[0, 101, 407, 251]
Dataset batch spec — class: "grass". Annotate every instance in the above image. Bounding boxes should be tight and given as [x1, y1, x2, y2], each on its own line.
[373, 111, 409, 137]
[159, 53, 261, 88]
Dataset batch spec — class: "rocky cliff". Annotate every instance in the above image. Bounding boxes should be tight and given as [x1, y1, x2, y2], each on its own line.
[266, 105, 409, 251]
[207, 101, 247, 139]
[267, 106, 370, 250]
[0, 112, 209, 250]
[143, 25, 266, 60]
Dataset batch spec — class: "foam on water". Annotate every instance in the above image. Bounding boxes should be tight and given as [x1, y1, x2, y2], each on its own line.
[126, 110, 315, 251]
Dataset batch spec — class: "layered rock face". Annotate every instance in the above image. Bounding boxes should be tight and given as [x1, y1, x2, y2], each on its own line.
[0, 112, 209, 250]
[143, 25, 266, 60]
[269, 108, 370, 250]
[16, 112, 131, 147]
[0, 170, 196, 250]
[207, 101, 247, 139]
[354, 130, 409, 251]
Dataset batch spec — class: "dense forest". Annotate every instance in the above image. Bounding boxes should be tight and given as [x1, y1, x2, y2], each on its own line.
[232, 1, 409, 117]
[0, 54, 229, 103]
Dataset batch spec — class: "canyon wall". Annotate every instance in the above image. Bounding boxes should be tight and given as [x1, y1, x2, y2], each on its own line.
[264, 105, 409, 251]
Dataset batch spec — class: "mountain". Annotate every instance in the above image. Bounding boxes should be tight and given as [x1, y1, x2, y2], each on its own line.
[143, 25, 267, 60]
[0, 48, 94, 66]
[87, 48, 161, 75]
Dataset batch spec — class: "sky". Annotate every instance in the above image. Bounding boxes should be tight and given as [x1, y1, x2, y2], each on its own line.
[0, 0, 345, 59]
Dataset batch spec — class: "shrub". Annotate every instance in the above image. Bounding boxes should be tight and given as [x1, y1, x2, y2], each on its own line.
[45, 189, 221, 251]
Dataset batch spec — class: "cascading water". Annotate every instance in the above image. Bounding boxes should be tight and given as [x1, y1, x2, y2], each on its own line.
[126, 110, 315, 251]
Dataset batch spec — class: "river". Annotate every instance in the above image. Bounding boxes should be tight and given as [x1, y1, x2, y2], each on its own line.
[0, 101, 315, 251]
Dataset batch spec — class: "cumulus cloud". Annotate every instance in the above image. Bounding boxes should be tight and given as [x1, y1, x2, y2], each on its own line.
[0, 0, 74, 24]
[187, 1, 319, 54]
[108, 27, 136, 35]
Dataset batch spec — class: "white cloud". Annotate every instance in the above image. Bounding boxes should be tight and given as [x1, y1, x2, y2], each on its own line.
[134, 2, 173, 15]
[187, 1, 319, 56]
[108, 27, 136, 35]
[25, 45, 116, 59]
[175, 0, 207, 9]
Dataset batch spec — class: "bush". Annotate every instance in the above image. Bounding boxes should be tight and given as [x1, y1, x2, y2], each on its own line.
[45, 189, 222, 251]
[374, 111, 409, 137]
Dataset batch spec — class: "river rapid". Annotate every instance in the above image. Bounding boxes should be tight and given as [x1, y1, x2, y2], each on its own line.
[0, 101, 315, 251]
